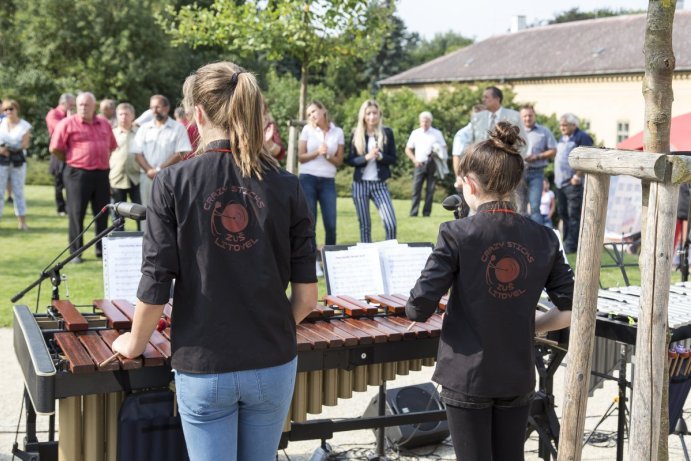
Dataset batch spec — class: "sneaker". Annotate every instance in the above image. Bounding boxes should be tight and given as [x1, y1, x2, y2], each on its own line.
[70, 256, 83, 264]
[58, 211, 66, 217]
[316, 261, 324, 277]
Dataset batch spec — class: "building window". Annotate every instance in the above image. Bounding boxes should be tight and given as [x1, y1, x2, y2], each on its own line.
[616, 121, 630, 143]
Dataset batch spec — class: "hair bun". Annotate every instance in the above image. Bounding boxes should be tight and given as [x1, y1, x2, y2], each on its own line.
[489, 121, 525, 156]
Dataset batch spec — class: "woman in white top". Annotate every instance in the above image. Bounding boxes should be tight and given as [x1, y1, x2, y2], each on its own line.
[298, 101, 344, 264]
[0, 99, 32, 230]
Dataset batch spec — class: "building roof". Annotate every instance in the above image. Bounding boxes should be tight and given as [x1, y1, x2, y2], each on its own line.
[380, 11, 691, 86]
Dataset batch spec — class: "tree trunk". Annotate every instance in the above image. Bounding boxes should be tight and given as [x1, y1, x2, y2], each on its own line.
[299, 60, 308, 122]
[632, 2, 677, 460]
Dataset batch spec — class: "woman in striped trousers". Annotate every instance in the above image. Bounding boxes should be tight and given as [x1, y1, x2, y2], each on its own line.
[346, 100, 397, 243]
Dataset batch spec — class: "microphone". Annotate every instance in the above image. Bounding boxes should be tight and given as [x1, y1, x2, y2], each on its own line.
[108, 202, 146, 220]
[442, 194, 463, 211]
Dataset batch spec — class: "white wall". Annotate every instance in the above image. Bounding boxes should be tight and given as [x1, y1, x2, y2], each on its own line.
[394, 75, 691, 148]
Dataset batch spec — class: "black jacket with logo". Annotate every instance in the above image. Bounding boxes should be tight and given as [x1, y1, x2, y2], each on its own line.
[406, 202, 573, 397]
[137, 140, 316, 373]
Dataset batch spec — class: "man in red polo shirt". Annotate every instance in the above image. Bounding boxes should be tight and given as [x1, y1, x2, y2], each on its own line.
[50, 92, 117, 262]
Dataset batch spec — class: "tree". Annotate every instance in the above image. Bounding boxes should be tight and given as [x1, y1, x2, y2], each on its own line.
[166, 0, 393, 121]
[407, 30, 473, 68]
[550, 6, 645, 24]
[0, 0, 226, 158]
[632, 2, 676, 459]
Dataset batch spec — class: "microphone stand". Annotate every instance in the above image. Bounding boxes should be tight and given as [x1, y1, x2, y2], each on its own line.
[11, 216, 125, 303]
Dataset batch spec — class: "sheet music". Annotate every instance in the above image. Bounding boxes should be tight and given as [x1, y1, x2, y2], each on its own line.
[379, 246, 432, 294]
[324, 247, 385, 298]
[102, 233, 143, 303]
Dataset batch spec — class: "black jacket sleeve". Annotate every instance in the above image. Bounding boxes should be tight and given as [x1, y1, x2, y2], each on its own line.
[346, 134, 367, 167]
[406, 222, 456, 321]
[379, 127, 397, 166]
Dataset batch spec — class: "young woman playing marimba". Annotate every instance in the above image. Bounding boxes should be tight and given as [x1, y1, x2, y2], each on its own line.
[112, 61, 318, 461]
[406, 122, 573, 461]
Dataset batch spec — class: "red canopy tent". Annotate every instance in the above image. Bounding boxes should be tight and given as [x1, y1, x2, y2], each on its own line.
[617, 112, 691, 151]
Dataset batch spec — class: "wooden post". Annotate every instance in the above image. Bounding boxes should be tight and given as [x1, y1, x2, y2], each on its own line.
[557, 172, 610, 461]
[642, 3, 677, 455]
[557, 147, 691, 461]
[629, 181, 679, 460]
[286, 120, 307, 174]
[286, 124, 297, 174]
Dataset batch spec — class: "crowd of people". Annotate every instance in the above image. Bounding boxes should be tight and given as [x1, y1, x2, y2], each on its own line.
[0, 90, 285, 262]
[1, 84, 593, 264]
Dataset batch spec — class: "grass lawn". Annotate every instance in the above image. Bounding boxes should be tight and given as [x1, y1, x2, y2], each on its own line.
[0, 184, 669, 327]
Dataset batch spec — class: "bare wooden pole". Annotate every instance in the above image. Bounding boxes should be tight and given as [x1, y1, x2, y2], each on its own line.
[629, 181, 679, 460]
[557, 173, 610, 461]
[640, 2, 676, 458]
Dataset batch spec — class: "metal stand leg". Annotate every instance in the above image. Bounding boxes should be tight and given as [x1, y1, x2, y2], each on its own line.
[369, 382, 391, 461]
[681, 432, 691, 461]
[615, 346, 629, 461]
[583, 345, 629, 460]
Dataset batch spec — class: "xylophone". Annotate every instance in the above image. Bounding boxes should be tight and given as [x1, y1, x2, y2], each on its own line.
[13, 294, 446, 461]
[594, 282, 691, 345]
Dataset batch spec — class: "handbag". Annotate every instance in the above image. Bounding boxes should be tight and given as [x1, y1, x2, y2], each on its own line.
[9, 149, 26, 167]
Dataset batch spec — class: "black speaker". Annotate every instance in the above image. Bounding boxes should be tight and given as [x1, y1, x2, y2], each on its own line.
[362, 382, 449, 449]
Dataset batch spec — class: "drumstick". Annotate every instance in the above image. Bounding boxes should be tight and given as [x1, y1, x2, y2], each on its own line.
[533, 336, 568, 352]
[99, 352, 121, 368]
[406, 321, 416, 331]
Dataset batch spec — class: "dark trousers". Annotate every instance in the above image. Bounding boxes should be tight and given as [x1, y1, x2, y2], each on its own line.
[556, 183, 583, 253]
[410, 161, 436, 216]
[52, 160, 67, 213]
[446, 402, 530, 461]
[111, 185, 141, 231]
[63, 166, 110, 256]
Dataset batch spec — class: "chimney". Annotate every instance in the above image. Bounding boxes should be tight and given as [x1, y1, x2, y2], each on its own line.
[511, 15, 527, 33]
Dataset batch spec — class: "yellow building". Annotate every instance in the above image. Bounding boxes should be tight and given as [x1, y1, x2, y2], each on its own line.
[379, 11, 691, 148]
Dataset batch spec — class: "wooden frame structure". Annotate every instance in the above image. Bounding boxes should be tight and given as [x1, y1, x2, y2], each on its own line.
[557, 147, 691, 460]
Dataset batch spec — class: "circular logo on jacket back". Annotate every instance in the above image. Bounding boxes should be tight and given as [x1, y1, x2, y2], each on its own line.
[481, 242, 534, 300]
[204, 185, 264, 252]
[219, 202, 249, 233]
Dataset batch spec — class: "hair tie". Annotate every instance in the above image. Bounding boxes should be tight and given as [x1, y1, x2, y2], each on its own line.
[230, 71, 246, 87]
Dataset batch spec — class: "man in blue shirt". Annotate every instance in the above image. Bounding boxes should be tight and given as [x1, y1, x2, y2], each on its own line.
[520, 105, 556, 224]
[554, 113, 594, 253]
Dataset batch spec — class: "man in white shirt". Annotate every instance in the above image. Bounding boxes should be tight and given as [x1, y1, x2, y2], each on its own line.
[405, 111, 447, 217]
[133, 95, 192, 206]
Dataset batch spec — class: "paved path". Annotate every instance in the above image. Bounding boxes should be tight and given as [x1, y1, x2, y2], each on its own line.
[2, 327, 690, 460]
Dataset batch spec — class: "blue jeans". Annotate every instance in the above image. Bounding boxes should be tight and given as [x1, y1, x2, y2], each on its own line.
[526, 168, 544, 224]
[0, 163, 27, 217]
[175, 357, 297, 461]
[299, 174, 337, 247]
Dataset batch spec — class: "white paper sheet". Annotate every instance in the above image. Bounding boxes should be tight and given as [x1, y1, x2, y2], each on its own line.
[102, 234, 143, 303]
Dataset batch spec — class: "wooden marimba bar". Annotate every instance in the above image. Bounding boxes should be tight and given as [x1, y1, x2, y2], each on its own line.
[14, 294, 448, 460]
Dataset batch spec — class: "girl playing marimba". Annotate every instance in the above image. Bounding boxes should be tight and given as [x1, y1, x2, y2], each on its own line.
[113, 61, 318, 461]
[406, 122, 573, 461]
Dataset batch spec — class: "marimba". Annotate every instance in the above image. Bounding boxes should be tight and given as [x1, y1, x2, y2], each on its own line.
[13, 294, 446, 460]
